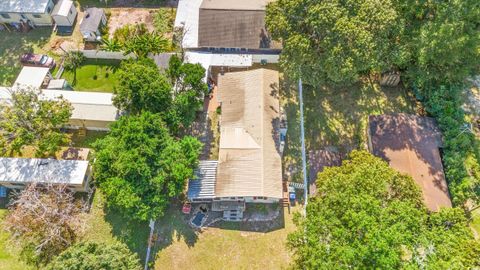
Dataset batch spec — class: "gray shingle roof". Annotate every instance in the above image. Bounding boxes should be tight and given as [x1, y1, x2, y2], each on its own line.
[79, 7, 104, 32]
[0, 0, 50, 14]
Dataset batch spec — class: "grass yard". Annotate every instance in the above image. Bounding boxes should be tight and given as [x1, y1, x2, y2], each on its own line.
[62, 59, 120, 92]
[67, 130, 109, 148]
[0, 28, 52, 86]
[282, 79, 418, 182]
[154, 206, 298, 270]
[82, 191, 150, 262]
[0, 210, 32, 270]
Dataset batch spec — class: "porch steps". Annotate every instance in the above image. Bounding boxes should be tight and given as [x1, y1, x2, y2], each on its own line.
[223, 209, 243, 221]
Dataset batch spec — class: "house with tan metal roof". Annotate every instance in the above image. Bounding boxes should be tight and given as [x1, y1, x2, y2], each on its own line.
[368, 114, 452, 211]
[187, 69, 283, 220]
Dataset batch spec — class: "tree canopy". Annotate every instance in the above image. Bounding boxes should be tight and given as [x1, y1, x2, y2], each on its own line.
[288, 151, 480, 269]
[393, 0, 480, 88]
[113, 56, 207, 133]
[113, 58, 172, 116]
[4, 184, 85, 267]
[93, 112, 202, 221]
[46, 241, 141, 270]
[166, 55, 208, 132]
[0, 87, 72, 157]
[266, 0, 480, 86]
[266, 0, 403, 85]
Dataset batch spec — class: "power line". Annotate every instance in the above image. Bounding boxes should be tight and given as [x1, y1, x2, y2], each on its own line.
[298, 78, 308, 216]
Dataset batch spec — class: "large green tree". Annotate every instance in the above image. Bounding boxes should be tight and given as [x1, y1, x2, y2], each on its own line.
[113, 58, 172, 116]
[166, 55, 208, 132]
[266, 0, 403, 85]
[393, 0, 480, 88]
[288, 151, 480, 269]
[266, 0, 480, 86]
[0, 87, 72, 157]
[46, 241, 141, 270]
[93, 112, 202, 221]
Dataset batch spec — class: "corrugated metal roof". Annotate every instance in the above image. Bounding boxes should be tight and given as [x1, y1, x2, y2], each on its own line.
[188, 160, 218, 200]
[14, 66, 50, 89]
[215, 69, 282, 199]
[41, 90, 118, 122]
[0, 0, 50, 14]
[369, 114, 451, 212]
[0, 157, 89, 185]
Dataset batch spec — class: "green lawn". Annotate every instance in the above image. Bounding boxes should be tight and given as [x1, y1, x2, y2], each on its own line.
[0, 28, 52, 86]
[282, 79, 418, 182]
[82, 191, 150, 263]
[154, 206, 297, 270]
[62, 59, 120, 92]
[0, 210, 32, 270]
[67, 130, 109, 148]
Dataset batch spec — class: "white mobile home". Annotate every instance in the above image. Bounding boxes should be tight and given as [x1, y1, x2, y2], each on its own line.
[41, 90, 119, 131]
[0, 157, 92, 192]
[0, 0, 55, 27]
[51, 0, 77, 33]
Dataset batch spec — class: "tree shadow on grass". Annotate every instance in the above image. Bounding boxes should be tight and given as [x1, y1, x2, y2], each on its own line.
[281, 77, 418, 182]
[104, 206, 150, 261]
[152, 200, 198, 252]
[0, 28, 52, 85]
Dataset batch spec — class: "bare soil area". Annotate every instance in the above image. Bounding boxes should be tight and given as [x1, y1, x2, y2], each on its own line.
[108, 8, 156, 38]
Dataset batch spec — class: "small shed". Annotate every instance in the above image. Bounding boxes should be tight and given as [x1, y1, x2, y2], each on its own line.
[52, 0, 77, 29]
[14, 66, 52, 89]
[79, 8, 106, 42]
[47, 79, 68, 89]
[368, 114, 451, 212]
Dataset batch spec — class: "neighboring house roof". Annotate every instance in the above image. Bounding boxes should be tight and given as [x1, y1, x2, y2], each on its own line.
[79, 7, 104, 33]
[0, 157, 89, 186]
[14, 66, 50, 89]
[198, 8, 276, 49]
[52, 0, 73, 17]
[0, 0, 50, 14]
[41, 90, 118, 122]
[216, 68, 282, 198]
[175, 0, 278, 49]
[174, 0, 202, 48]
[368, 114, 451, 211]
[308, 149, 343, 196]
[188, 160, 218, 200]
[200, 0, 273, 10]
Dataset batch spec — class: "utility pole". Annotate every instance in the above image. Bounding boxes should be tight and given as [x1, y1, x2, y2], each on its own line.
[298, 78, 308, 216]
[144, 219, 155, 270]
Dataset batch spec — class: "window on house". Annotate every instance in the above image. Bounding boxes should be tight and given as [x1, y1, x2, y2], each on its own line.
[33, 14, 41, 18]
[70, 10, 73, 15]
[1, 13, 10, 19]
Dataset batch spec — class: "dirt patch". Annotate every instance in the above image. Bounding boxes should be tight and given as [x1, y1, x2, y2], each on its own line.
[108, 8, 156, 38]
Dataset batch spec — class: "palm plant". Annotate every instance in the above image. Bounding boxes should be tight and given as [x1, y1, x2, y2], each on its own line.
[63, 51, 85, 85]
